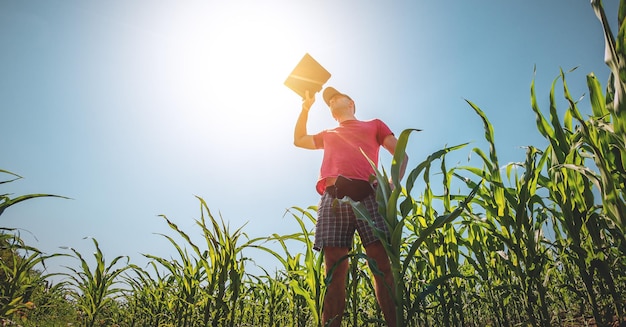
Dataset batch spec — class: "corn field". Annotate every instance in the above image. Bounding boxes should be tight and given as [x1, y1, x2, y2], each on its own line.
[1, 1, 625, 326]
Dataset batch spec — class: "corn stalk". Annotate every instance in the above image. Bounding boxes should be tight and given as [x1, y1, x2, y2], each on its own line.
[348, 128, 480, 326]
[252, 206, 324, 327]
[147, 197, 261, 327]
[0, 230, 66, 319]
[62, 237, 130, 327]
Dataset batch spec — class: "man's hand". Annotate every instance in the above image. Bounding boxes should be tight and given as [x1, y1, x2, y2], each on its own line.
[302, 90, 315, 112]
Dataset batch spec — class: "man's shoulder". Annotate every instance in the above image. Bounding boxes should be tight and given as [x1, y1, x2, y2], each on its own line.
[339, 119, 389, 130]
[363, 118, 390, 128]
[350, 118, 386, 125]
[361, 118, 386, 124]
[334, 119, 389, 132]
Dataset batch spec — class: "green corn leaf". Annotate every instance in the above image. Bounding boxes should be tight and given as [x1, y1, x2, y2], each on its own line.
[531, 68, 556, 141]
[416, 272, 468, 304]
[390, 128, 421, 189]
[402, 181, 481, 274]
[587, 73, 609, 118]
[466, 100, 505, 216]
[591, 0, 626, 134]
[405, 143, 469, 196]
[0, 169, 21, 185]
[0, 193, 71, 217]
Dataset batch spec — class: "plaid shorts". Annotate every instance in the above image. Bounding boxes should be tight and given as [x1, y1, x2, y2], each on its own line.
[313, 191, 390, 251]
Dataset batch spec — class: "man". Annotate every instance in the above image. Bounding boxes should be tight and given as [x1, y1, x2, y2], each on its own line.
[293, 87, 407, 327]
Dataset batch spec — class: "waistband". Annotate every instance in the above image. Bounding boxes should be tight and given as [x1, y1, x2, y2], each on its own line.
[325, 185, 339, 198]
[323, 181, 377, 201]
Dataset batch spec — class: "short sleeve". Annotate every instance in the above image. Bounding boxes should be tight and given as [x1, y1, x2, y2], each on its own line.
[313, 131, 325, 149]
[375, 119, 394, 145]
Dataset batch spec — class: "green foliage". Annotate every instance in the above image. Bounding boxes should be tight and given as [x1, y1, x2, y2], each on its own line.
[0, 170, 70, 326]
[253, 206, 324, 327]
[0, 231, 66, 320]
[0, 169, 70, 217]
[120, 197, 265, 327]
[61, 237, 130, 327]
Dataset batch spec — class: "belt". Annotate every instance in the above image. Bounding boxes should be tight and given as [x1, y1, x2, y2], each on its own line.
[325, 185, 339, 198]
[324, 180, 375, 201]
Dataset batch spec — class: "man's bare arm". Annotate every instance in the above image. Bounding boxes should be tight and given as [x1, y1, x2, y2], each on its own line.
[294, 91, 317, 149]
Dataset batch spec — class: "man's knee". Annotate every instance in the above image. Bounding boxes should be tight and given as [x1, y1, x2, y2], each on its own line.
[324, 247, 350, 277]
[365, 241, 392, 272]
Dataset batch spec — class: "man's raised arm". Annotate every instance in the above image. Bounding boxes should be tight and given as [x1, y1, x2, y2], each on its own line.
[294, 90, 317, 150]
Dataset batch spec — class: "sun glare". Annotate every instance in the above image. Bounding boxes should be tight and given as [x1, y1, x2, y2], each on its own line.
[162, 4, 302, 111]
[150, 3, 307, 157]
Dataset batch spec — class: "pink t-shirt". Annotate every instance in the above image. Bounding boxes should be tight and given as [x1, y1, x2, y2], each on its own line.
[313, 119, 393, 195]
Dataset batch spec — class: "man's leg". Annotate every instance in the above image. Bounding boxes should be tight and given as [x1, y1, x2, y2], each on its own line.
[365, 241, 397, 327]
[322, 246, 349, 327]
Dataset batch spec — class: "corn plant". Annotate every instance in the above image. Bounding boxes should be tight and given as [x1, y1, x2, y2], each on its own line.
[123, 261, 178, 326]
[583, 0, 626, 251]
[141, 227, 206, 327]
[396, 153, 476, 325]
[346, 127, 481, 326]
[137, 196, 263, 327]
[243, 270, 289, 327]
[0, 169, 69, 324]
[343, 238, 387, 326]
[452, 99, 556, 326]
[253, 206, 324, 327]
[61, 237, 130, 327]
[530, 68, 625, 325]
[0, 230, 66, 322]
[0, 169, 70, 218]
[591, 0, 626, 138]
[20, 279, 75, 327]
[533, 2, 626, 312]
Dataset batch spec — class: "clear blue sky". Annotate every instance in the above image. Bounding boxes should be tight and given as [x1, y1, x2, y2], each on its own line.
[1, 1, 619, 276]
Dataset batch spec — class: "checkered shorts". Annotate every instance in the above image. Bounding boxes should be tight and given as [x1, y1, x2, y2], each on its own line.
[313, 191, 390, 251]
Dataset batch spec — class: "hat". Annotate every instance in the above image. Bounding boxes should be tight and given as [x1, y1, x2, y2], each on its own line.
[323, 87, 352, 107]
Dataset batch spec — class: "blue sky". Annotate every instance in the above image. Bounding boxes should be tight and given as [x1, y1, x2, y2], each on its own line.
[1, 1, 619, 276]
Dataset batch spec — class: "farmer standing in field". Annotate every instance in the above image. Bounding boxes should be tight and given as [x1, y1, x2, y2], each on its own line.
[294, 87, 407, 327]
